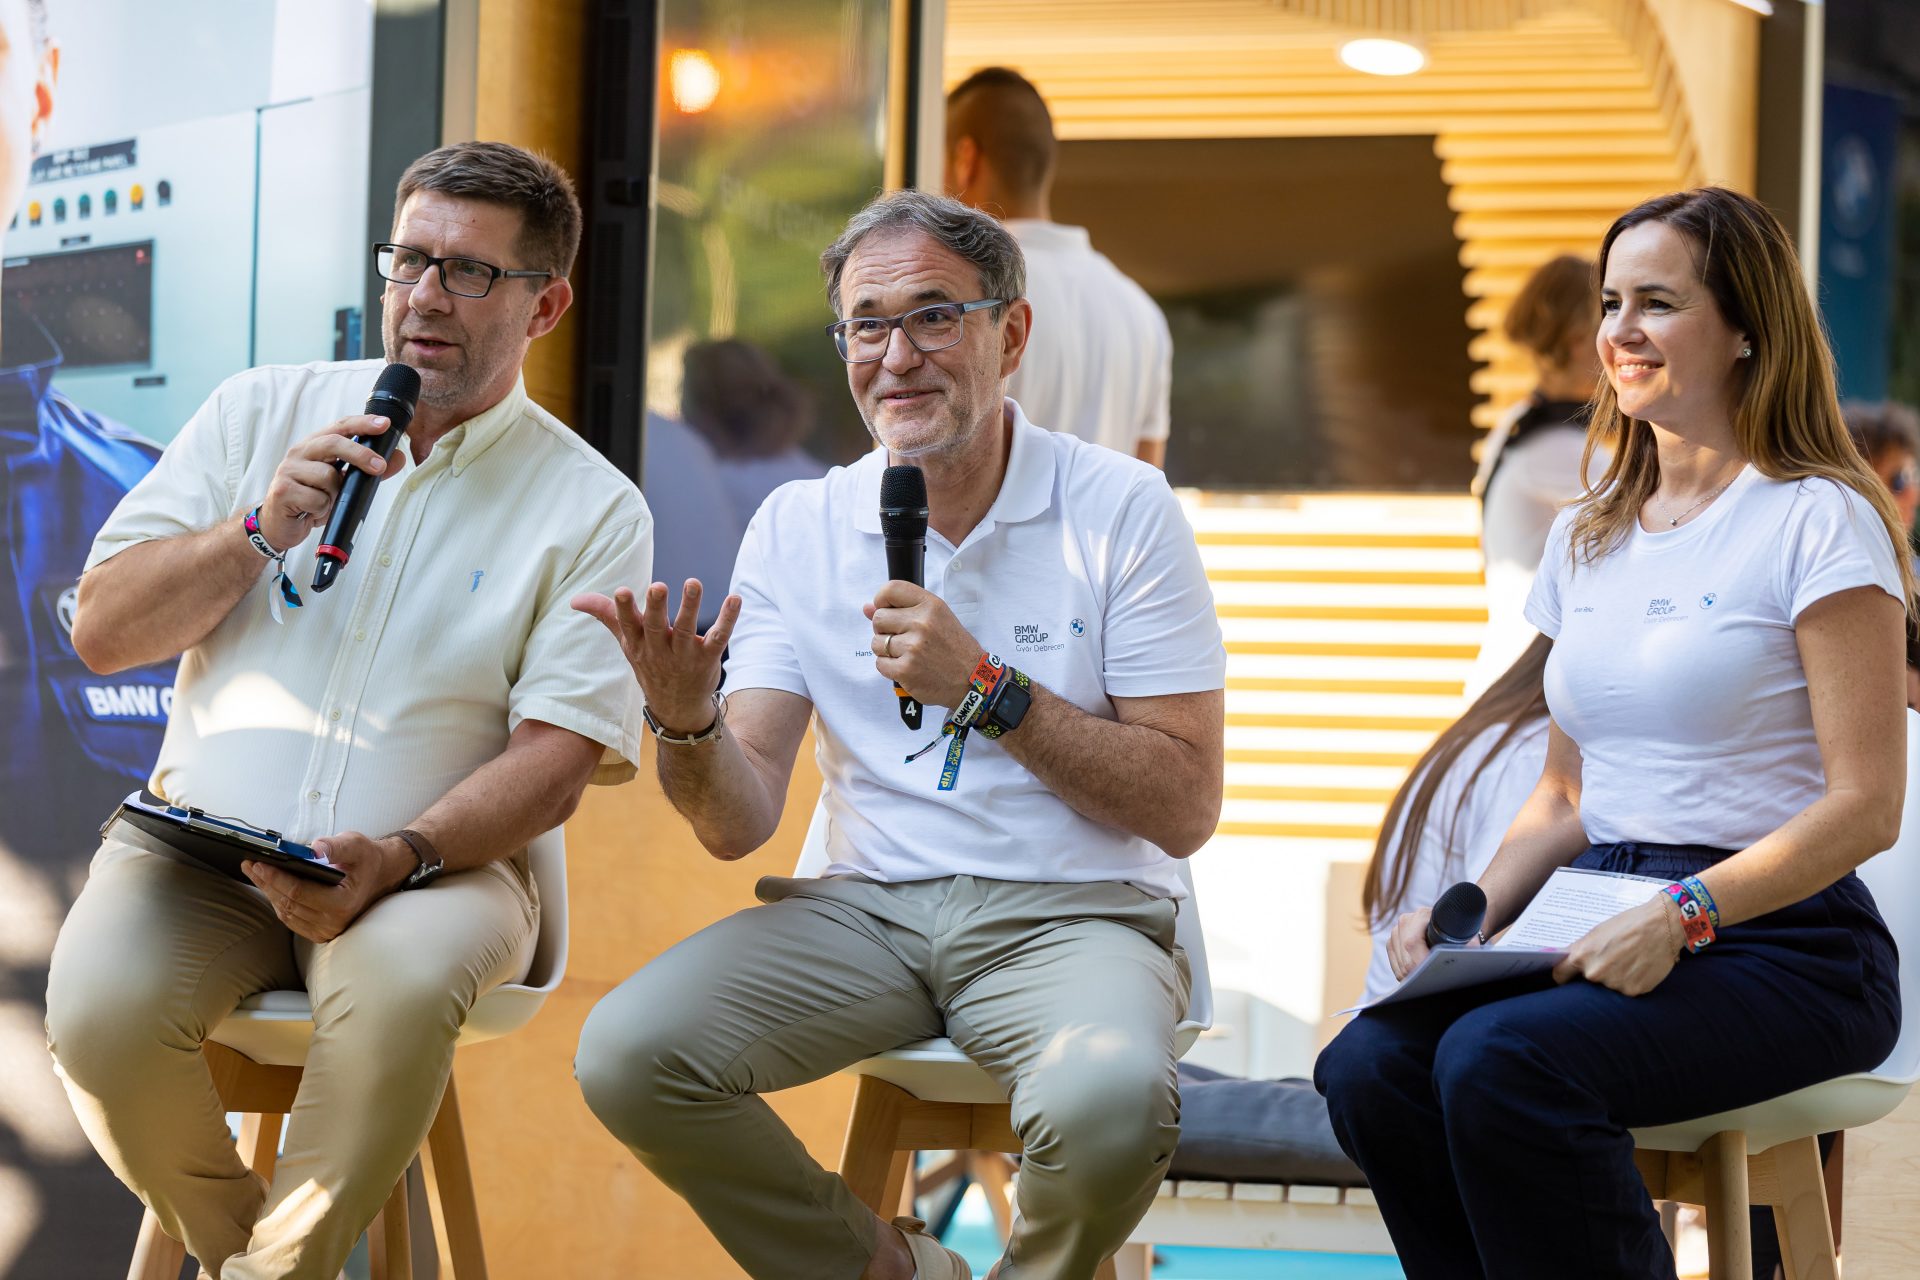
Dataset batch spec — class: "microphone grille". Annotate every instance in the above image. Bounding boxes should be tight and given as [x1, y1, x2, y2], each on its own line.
[1430, 881, 1488, 942]
[880, 464, 927, 513]
[372, 362, 422, 409]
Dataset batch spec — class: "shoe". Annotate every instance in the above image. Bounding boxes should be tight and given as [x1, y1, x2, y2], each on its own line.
[892, 1215, 973, 1279]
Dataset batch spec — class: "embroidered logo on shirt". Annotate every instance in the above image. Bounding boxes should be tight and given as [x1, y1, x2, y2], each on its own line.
[1069, 617, 1087, 637]
[1646, 597, 1677, 617]
[1700, 593, 1717, 609]
[57, 585, 79, 637]
[470, 570, 485, 593]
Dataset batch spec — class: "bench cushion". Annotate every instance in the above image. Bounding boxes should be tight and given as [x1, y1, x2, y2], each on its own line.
[1168, 1064, 1368, 1188]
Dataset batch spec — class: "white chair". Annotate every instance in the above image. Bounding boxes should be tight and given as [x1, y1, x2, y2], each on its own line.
[790, 824, 1213, 1280]
[128, 828, 570, 1280]
[1629, 710, 1920, 1280]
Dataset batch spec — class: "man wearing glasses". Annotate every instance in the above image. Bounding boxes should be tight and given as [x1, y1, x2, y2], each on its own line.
[573, 189, 1225, 1280]
[45, 141, 650, 1280]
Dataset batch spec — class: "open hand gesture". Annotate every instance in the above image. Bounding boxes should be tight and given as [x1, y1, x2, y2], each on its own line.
[574, 580, 741, 734]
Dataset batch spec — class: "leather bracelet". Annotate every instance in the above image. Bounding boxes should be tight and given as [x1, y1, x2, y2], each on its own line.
[644, 691, 726, 746]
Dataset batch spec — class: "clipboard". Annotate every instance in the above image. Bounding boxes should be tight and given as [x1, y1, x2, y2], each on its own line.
[106, 791, 345, 885]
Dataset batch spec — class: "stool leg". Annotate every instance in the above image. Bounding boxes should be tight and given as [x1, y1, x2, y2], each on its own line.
[1769, 1136, 1837, 1280]
[840, 1077, 911, 1213]
[1700, 1131, 1753, 1280]
[422, 1076, 488, 1278]
[127, 1207, 187, 1280]
[368, 1172, 413, 1280]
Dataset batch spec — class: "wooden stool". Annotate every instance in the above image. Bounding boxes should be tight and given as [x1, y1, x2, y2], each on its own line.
[838, 1073, 1123, 1280]
[1635, 1132, 1840, 1280]
[126, 1042, 486, 1280]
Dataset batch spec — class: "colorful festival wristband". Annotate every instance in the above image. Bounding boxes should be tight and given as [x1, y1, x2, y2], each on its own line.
[1663, 882, 1716, 953]
[1679, 875, 1719, 931]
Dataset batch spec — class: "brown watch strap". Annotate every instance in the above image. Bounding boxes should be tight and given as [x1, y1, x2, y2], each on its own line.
[390, 828, 443, 884]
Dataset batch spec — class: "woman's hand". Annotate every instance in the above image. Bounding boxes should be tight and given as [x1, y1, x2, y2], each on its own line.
[1387, 908, 1434, 981]
[1552, 895, 1684, 995]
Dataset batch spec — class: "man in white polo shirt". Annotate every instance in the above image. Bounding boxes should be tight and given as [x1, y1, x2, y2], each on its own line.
[945, 66, 1174, 468]
[572, 190, 1224, 1280]
[44, 141, 649, 1280]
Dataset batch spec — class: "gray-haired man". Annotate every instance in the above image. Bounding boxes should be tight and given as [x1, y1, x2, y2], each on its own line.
[573, 190, 1225, 1279]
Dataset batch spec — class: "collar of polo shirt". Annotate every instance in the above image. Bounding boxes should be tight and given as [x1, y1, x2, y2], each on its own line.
[853, 398, 1056, 543]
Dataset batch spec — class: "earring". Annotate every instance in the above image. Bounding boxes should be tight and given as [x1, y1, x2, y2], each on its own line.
[1741, 346, 1753, 358]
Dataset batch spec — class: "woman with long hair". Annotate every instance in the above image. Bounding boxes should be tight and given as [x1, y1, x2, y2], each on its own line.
[1316, 187, 1911, 1278]
[1361, 636, 1551, 1001]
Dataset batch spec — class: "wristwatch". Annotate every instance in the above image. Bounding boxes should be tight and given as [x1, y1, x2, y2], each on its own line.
[390, 828, 445, 890]
[978, 669, 1033, 739]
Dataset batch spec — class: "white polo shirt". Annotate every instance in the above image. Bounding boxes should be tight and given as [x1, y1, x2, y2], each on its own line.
[1003, 219, 1173, 457]
[86, 358, 652, 846]
[723, 399, 1224, 898]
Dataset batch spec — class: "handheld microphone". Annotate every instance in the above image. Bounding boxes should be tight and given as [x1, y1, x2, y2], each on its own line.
[311, 363, 421, 593]
[1426, 881, 1489, 948]
[879, 464, 928, 730]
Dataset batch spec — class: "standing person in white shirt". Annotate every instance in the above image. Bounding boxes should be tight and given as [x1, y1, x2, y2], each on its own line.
[44, 142, 651, 1280]
[1360, 636, 1550, 1002]
[1466, 255, 1604, 696]
[572, 189, 1225, 1280]
[945, 66, 1174, 468]
[1317, 187, 1911, 1279]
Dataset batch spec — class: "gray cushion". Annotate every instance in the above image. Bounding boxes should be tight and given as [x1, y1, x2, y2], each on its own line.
[1168, 1063, 1368, 1188]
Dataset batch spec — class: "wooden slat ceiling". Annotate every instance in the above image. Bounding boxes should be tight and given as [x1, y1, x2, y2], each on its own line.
[945, 0, 1702, 430]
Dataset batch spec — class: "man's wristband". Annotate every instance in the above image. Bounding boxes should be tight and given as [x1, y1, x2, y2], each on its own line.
[644, 691, 726, 746]
[243, 507, 303, 613]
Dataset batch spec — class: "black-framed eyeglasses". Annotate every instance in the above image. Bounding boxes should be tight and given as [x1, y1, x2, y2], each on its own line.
[825, 299, 1004, 363]
[373, 242, 554, 299]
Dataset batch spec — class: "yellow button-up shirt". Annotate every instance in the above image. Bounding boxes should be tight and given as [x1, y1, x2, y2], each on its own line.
[87, 359, 651, 845]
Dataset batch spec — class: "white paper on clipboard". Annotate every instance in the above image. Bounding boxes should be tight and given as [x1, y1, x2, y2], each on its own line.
[1342, 867, 1670, 1013]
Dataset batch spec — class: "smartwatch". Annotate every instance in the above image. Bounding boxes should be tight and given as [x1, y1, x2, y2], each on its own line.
[978, 669, 1033, 739]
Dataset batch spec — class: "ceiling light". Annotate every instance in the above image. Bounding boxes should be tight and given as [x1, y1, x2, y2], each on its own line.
[1339, 38, 1426, 77]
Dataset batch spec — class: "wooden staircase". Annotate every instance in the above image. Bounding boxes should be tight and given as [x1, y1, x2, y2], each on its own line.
[1190, 491, 1483, 854]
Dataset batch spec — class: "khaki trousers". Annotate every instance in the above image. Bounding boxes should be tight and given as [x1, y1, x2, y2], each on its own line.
[44, 830, 536, 1280]
[575, 874, 1190, 1280]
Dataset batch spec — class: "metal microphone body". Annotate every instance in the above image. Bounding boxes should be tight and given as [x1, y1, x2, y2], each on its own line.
[1426, 881, 1489, 947]
[879, 465, 929, 730]
[311, 364, 421, 593]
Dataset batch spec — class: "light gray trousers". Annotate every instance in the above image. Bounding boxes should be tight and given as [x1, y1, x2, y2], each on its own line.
[575, 874, 1189, 1280]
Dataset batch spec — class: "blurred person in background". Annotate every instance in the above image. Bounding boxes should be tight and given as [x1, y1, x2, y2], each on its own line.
[1466, 255, 1605, 697]
[1361, 636, 1550, 1002]
[1842, 399, 1919, 538]
[681, 338, 826, 519]
[945, 66, 1173, 468]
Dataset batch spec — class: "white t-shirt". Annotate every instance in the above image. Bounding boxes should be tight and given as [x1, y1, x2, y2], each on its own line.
[1363, 719, 1548, 1001]
[1525, 466, 1903, 848]
[1004, 219, 1173, 457]
[723, 399, 1224, 897]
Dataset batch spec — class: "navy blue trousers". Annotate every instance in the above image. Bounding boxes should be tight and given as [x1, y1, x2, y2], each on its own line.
[1314, 842, 1900, 1280]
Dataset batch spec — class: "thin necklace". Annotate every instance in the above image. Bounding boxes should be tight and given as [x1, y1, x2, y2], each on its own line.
[1655, 475, 1736, 527]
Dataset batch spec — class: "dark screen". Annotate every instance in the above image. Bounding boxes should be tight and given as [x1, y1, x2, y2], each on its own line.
[3, 239, 154, 368]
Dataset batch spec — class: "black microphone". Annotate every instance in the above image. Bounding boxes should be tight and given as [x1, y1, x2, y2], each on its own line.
[1426, 881, 1488, 948]
[879, 464, 928, 730]
[311, 364, 421, 593]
